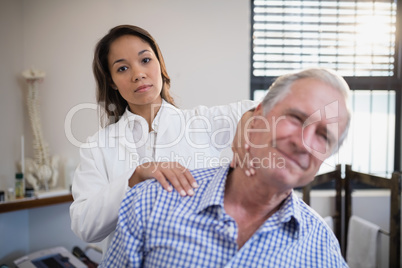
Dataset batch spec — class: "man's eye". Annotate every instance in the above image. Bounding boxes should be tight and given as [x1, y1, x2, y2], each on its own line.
[290, 114, 303, 123]
[117, 66, 128, 72]
[319, 132, 332, 146]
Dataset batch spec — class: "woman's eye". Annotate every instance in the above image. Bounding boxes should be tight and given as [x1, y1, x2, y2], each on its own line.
[142, 58, 151, 64]
[117, 66, 128, 72]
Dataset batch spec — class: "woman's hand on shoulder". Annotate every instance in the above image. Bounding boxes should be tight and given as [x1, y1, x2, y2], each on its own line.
[129, 162, 198, 197]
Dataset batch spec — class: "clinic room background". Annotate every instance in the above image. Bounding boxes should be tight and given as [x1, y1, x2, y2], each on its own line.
[1, 0, 400, 267]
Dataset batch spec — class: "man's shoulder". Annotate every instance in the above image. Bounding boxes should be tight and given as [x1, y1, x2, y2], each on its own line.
[295, 196, 337, 237]
[124, 178, 161, 204]
[190, 166, 222, 182]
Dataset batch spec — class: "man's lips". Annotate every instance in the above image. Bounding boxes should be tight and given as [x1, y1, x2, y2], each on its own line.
[135, 84, 152, 92]
[276, 148, 309, 170]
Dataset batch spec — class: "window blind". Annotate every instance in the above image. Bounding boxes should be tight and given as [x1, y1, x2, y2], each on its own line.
[252, 0, 397, 77]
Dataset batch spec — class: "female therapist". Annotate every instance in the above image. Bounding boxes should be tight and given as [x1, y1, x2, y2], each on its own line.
[69, 25, 255, 255]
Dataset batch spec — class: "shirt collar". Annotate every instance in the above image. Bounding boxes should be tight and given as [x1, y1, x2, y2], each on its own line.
[275, 190, 302, 232]
[196, 164, 231, 214]
[253, 191, 302, 239]
[196, 164, 303, 235]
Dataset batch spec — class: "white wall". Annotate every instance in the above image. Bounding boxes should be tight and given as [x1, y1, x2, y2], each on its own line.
[0, 0, 250, 265]
[0, 0, 24, 192]
[21, 0, 251, 166]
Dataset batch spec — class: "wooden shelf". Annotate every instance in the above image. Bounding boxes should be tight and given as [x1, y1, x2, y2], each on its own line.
[0, 194, 73, 213]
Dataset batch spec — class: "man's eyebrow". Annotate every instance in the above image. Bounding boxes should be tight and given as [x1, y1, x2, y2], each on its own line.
[286, 108, 309, 119]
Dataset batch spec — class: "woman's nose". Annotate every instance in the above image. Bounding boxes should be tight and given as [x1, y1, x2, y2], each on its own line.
[132, 70, 145, 82]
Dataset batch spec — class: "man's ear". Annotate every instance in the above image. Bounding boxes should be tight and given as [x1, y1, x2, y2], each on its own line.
[250, 103, 270, 132]
[247, 103, 269, 147]
[251, 103, 264, 123]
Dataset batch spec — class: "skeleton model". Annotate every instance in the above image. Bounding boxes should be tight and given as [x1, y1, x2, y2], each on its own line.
[21, 68, 59, 191]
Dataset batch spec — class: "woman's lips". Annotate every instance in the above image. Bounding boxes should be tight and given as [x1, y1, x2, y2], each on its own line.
[135, 84, 152, 93]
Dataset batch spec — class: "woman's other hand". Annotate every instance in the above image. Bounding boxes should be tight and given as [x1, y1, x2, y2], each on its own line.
[129, 162, 198, 197]
[230, 109, 255, 177]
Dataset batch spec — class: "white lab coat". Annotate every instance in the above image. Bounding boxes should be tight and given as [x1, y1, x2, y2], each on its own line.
[70, 100, 255, 255]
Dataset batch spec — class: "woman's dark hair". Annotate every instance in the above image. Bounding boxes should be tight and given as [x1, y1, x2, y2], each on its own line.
[93, 25, 174, 125]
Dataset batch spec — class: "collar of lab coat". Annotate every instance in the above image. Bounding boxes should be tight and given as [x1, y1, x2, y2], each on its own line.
[107, 99, 181, 139]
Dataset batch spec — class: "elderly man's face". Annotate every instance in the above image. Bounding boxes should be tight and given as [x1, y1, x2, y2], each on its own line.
[248, 78, 349, 190]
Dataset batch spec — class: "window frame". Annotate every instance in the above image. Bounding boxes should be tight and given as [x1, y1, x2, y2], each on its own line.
[249, 0, 402, 172]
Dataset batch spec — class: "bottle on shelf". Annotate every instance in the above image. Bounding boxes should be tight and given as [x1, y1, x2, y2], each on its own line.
[15, 173, 25, 199]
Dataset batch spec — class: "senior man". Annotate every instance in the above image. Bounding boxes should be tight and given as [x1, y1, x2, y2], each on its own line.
[100, 68, 350, 267]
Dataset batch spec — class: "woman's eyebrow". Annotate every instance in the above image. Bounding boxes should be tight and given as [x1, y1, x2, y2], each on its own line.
[112, 49, 152, 66]
[138, 49, 151, 56]
[112, 58, 125, 66]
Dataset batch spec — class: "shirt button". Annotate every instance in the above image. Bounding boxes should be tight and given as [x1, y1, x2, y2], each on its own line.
[227, 226, 235, 235]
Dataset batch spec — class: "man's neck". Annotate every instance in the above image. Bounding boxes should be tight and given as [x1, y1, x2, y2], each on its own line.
[224, 167, 291, 248]
[224, 167, 290, 212]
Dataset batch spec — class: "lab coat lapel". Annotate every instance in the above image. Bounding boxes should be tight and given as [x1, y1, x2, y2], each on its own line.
[112, 112, 139, 171]
[155, 102, 186, 155]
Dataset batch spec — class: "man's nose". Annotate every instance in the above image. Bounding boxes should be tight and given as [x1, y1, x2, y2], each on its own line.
[299, 126, 324, 155]
[286, 126, 309, 154]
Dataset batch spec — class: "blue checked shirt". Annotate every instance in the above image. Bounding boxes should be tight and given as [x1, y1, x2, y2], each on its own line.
[100, 164, 348, 267]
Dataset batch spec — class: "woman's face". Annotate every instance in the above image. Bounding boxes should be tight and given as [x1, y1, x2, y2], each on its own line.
[108, 34, 163, 113]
